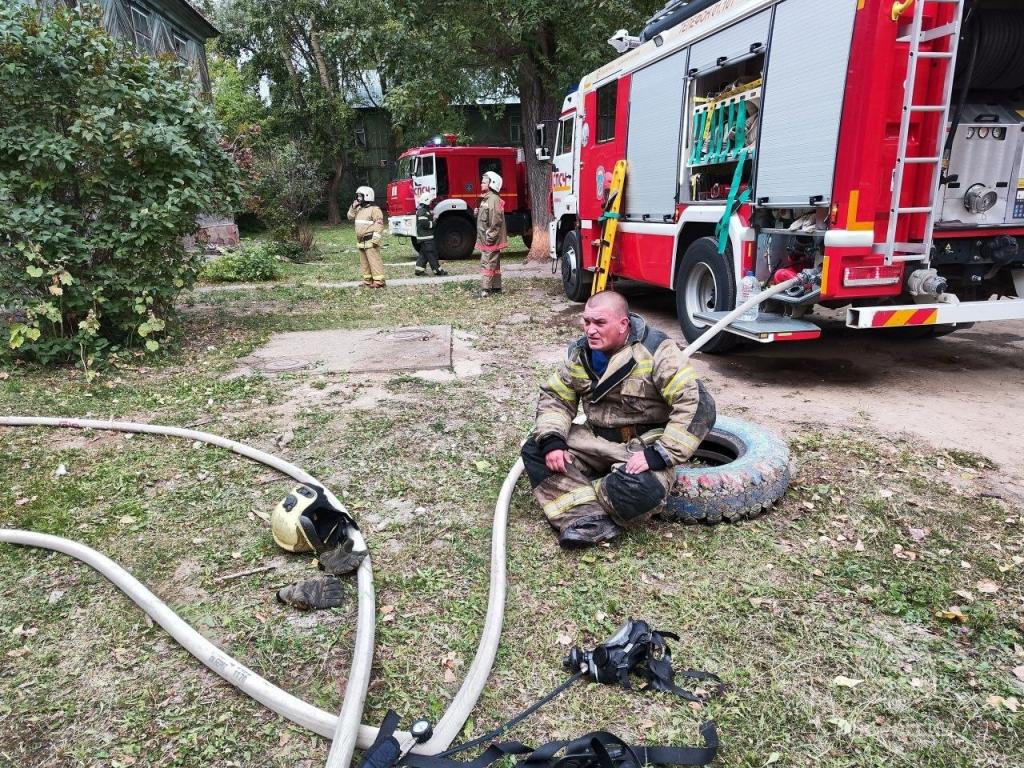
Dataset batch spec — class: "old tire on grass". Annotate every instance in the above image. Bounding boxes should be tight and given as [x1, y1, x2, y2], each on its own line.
[662, 415, 790, 524]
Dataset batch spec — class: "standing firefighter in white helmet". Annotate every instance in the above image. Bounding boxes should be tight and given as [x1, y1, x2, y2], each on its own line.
[475, 171, 507, 297]
[414, 191, 448, 277]
[347, 186, 386, 287]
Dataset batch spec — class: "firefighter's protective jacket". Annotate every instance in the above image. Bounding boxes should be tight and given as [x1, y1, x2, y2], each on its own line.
[347, 202, 384, 249]
[533, 314, 714, 467]
[475, 190, 507, 252]
[415, 203, 434, 240]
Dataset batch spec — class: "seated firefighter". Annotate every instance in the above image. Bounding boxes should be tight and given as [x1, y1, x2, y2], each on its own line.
[521, 291, 716, 548]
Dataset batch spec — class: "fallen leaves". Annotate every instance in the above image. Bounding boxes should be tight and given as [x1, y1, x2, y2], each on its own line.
[986, 695, 1020, 713]
[832, 675, 863, 689]
[1012, 666, 1024, 683]
[976, 580, 1000, 595]
[936, 606, 968, 623]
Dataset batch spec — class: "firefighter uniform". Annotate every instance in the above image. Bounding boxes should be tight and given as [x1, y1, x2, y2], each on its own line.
[476, 188, 507, 293]
[521, 314, 716, 547]
[347, 198, 386, 287]
[414, 201, 444, 275]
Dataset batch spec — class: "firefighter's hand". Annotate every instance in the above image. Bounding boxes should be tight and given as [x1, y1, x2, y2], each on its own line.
[624, 452, 650, 474]
[545, 449, 572, 473]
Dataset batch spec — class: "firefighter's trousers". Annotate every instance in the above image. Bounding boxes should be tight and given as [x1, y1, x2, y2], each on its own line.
[480, 248, 502, 291]
[521, 424, 675, 533]
[416, 239, 441, 272]
[359, 244, 386, 284]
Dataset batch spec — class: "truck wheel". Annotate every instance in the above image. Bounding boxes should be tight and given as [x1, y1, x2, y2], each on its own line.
[521, 227, 534, 249]
[560, 230, 592, 303]
[435, 216, 475, 260]
[675, 237, 739, 353]
[662, 415, 791, 524]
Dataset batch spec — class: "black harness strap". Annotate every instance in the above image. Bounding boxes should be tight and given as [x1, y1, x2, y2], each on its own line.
[402, 724, 718, 768]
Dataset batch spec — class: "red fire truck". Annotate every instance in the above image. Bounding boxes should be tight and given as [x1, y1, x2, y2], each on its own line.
[539, 0, 1024, 351]
[386, 136, 533, 260]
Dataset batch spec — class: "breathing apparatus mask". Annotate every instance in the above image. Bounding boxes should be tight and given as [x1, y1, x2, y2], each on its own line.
[563, 618, 722, 702]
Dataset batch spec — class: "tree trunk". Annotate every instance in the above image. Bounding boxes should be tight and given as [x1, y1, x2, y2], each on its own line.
[278, 32, 306, 110]
[327, 155, 346, 225]
[309, 28, 334, 94]
[517, 28, 560, 261]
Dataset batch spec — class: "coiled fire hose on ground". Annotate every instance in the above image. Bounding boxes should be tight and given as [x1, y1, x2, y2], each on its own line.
[0, 272, 807, 766]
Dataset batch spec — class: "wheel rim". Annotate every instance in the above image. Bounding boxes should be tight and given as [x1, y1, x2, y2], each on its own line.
[684, 262, 718, 327]
[562, 241, 578, 286]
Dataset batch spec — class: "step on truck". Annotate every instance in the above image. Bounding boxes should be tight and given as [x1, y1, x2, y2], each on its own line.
[538, 0, 1024, 351]
[386, 135, 533, 260]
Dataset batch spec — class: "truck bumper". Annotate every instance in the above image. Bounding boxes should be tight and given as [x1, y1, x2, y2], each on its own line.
[847, 297, 1024, 328]
[388, 215, 415, 237]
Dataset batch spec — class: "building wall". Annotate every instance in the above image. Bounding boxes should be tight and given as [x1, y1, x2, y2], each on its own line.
[95, 0, 214, 93]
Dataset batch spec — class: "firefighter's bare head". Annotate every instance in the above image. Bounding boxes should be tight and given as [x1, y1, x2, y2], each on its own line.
[583, 291, 630, 353]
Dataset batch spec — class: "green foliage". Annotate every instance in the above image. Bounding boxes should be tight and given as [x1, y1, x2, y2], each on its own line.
[250, 140, 324, 240]
[0, 4, 241, 367]
[209, 54, 266, 138]
[200, 243, 282, 283]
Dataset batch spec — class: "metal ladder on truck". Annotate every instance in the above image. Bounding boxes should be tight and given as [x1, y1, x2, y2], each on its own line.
[879, 0, 966, 266]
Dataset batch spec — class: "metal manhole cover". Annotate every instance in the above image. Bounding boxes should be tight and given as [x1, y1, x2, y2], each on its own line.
[257, 357, 313, 372]
[382, 328, 434, 342]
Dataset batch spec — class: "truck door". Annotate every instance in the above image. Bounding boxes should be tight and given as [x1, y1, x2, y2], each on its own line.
[412, 153, 438, 200]
[552, 112, 577, 218]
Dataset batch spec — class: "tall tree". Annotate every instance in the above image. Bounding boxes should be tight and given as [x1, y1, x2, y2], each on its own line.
[214, 0, 359, 224]
[380, 0, 662, 258]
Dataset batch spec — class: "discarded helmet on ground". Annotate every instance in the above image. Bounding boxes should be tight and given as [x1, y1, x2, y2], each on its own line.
[356, 185, 375, 202]
[482, 171, 503, 193]
[271, 483, 356, 554]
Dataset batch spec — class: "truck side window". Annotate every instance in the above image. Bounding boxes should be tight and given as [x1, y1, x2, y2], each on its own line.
[557, 117, 574, 155]
[436, 158, 449, 196]
[479, 158, 502, 178]
[597, 83, 616, 143]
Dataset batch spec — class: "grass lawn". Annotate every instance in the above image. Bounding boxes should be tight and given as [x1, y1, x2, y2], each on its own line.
[1, 275, 1021, 767]
[211, 223, 532, 285]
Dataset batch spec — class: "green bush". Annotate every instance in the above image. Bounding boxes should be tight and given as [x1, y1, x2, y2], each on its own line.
[0, 5, 240, 367]
[201, 244, 281, 283]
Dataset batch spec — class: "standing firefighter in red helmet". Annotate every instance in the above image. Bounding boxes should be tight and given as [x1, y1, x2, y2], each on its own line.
[348, 185, 386, 288]
[476, 170, 507, 297]
[521, 291, 716, 548]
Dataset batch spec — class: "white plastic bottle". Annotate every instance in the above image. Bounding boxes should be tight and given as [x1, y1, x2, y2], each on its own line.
[737, 271, 760, 322]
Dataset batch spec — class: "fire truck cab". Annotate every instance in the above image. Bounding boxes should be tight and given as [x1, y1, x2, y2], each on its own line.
[387, 136, 533, 260]
[541, 0, 1024, 351]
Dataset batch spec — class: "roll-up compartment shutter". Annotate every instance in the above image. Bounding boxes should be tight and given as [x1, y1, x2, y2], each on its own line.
[624, 49, 689, 220]
[754, 0, 857, 206]
[688, 10, 770, 74]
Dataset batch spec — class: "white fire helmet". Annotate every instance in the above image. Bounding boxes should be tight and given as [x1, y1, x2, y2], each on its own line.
[482, 171, 503, 193]
[417, 190, 436, 206]
[356, 185, 375, 202]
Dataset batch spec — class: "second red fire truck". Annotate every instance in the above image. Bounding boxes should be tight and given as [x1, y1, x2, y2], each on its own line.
[387, 136, 533, 260]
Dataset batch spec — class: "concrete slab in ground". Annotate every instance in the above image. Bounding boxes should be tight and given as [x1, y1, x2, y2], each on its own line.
[236, 325, 452, 374]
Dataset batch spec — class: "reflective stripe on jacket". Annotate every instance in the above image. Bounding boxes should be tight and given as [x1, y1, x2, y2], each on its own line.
[347, 202, 384, 249]
[533, 314, 714, 467]
[475, 190, 507, 252]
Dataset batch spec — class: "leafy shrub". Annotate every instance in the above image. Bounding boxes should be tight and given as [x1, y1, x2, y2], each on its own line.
[0, 5, 240, 367]
[250, 140, 323, 255]
[201, 243, 281, 283]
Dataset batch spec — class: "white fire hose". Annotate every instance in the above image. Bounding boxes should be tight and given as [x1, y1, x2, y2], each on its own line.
[0, 272, 808, 766]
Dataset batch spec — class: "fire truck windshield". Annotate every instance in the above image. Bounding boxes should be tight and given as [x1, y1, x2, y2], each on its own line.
[394, 157, 412, 180]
